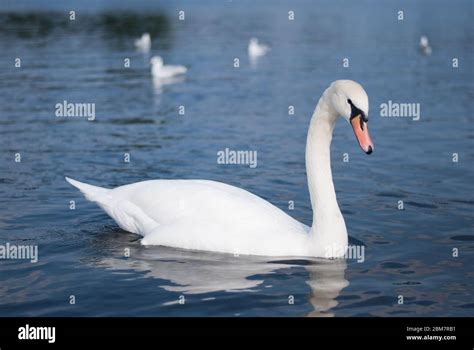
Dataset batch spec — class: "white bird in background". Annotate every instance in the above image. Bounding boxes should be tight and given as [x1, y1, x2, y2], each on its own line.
[248, 37, 270, 58]
[150, 56, 187, 79]
[419, 35, 432, 55]
[134, 32, 151, 52]
[66, 80, 374, 258]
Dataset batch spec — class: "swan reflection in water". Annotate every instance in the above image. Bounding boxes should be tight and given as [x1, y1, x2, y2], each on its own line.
[94, 243, 348, 317]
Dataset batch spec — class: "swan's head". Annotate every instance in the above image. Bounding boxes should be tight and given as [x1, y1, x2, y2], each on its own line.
[249, 37, 258, 45]
[150, 56, 163, 67]
[329, 80, 373, 154]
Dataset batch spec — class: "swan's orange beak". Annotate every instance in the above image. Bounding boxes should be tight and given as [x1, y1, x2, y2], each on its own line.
[351, 115, 373, 154]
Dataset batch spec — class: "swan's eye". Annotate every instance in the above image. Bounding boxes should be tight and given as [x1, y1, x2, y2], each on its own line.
[348, 99, 368, 123]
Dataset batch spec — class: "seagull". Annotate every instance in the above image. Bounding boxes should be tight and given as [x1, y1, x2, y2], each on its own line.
[150, 56, 187, 79]
[419, 35, 432, 56]
[135, 33, 151, 52]
[248, 37, 270, 58]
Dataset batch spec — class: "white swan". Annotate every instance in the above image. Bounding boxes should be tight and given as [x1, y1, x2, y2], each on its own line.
[134, 33, 151, 52]
[66, 80, 373, 258]
[150, 56, 187, 79]
[248, 37, 270, 58]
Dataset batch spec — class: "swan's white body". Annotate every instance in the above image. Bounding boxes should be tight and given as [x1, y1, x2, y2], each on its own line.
[248, 38, 270, 57]
[67, 178, 310, 256]
[67, 80, 372, 258]
[150, 56, 187, 79]
[134, 33, 151, 52]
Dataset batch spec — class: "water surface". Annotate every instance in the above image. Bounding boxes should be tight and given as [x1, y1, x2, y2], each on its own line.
[0, 0, 473, 316]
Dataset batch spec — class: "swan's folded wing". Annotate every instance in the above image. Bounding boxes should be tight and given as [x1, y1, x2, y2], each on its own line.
[105, 199, 160, 236]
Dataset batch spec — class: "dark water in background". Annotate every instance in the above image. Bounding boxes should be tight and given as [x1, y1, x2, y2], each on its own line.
[0, 0, 473, 316]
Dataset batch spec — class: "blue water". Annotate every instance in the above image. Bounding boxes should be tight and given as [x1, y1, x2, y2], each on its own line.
[0, 0, 473, 316]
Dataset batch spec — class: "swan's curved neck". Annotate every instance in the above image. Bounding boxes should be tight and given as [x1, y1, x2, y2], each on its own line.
[306, 92, 347, 252]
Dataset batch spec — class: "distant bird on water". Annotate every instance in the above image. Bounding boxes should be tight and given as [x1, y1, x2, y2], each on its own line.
[419, 35, 432, 56]
[135, 33, 151, 52]
[150, 56, 187, 79]
[248, 37, 270, 58]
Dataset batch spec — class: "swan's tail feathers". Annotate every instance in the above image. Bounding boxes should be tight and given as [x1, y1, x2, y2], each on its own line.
[65, 177, 111, 202]
[65, 177, 158, 236]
